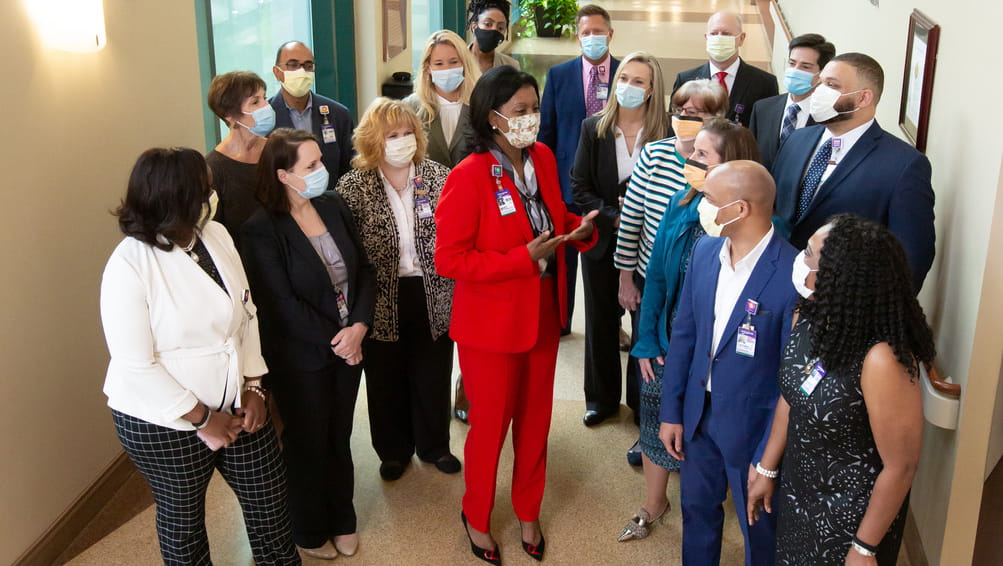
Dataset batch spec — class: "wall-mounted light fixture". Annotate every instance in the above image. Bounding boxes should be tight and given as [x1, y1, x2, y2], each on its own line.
[26, 0, 107, 53]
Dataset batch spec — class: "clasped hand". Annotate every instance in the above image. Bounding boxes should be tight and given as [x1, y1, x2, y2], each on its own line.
[525, 210, 599, 262]
[331, 322, 367, 365]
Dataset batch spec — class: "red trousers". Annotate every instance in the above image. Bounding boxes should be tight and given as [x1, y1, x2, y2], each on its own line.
[459, 279, 561, 532]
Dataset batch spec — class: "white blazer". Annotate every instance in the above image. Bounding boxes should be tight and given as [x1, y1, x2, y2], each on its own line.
[100, 221, 268, 430]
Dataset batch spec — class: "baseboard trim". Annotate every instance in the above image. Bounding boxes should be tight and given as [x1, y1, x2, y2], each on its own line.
[12, 452, 134, 566]
[904, 508, 930, 566]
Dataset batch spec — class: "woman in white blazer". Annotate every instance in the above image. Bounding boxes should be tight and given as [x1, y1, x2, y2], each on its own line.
[100, 148, 299, 566]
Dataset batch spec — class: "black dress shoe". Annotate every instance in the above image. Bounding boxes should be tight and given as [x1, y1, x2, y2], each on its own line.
[583, 408, 616, 427]
[626, 440, 642, 467]
[379, 460, 408, 481]
[431, 453, 462, 474]
[521, 533, 546, 562]
[462, 512, 502, 565]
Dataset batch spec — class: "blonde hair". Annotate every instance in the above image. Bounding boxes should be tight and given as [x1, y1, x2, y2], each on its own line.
[671, 79, 729, 117]
[595, 51, 667, 147]
[414, 30, 481, 127]
[351, 97, 428, 170]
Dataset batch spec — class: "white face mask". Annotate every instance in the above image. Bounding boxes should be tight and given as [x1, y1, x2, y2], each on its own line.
[494, 111, 540, 149]
[199, 190, 218, 228]
[792, 249, 819, 298]
[430, 66, 465, 93]
[281, 68, 315, 98]
[384, 134, 417, 167]
[706, 35, 737, 63]
[697, 198, 741, 237]
[809, 84, 862, 123]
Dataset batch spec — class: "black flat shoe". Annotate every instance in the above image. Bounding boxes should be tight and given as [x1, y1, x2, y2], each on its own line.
[379, 460, 407, 481]
[461, 512, 501, 565]
[583, 408, 616, 427]
[521, 532, 545, 562]
[433, 454, 462, 474]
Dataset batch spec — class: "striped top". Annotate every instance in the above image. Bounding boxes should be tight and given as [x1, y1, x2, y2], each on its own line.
[614, 137, 688, 276]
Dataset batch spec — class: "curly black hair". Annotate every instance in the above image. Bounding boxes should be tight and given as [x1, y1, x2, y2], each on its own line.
[798, 214, 936, 379]
[468, 0, 511, 26]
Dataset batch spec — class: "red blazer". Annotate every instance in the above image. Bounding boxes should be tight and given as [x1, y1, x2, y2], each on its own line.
[435, 143, 597, 353]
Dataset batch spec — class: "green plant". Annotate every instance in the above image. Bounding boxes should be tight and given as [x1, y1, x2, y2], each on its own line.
[515, 0, 578, 38]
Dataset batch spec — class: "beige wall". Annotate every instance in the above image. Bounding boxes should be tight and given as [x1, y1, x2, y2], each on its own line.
[354, 0, 414, 115]
[778, 1, 1003, 564]
[0, 1, 206, 563]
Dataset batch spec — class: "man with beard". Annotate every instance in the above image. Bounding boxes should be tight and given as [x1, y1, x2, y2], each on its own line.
[771, 52, 934, 291]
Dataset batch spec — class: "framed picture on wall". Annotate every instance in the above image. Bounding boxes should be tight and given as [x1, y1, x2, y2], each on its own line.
[383, 0, 408, 62]
[898, 10, 939, 153]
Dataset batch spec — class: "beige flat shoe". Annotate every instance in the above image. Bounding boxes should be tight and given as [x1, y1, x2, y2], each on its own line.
[298, 540, 338, 559]
[334, 533, 359, 557]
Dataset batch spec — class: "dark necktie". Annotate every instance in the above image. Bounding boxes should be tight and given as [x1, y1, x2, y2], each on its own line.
[780, 103, 800, 144]
[586, 65, 603, 115]
[796, 139, 832, 221]
[715, 71, 728, 94]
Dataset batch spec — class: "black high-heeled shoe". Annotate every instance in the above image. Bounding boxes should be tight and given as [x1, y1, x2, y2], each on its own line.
[461, 512, 502, 565]
[521, 532, 546, 562]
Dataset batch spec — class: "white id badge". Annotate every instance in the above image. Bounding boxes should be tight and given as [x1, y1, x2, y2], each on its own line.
[495, 189, 517, 216]
[321, 125, 337, 144]
[415, 196, 433, 219]
[799, 363, 827, 396]
[336, 290, 350, 321]
[596, 83, 609, 101]
[736, 326, 756, 357]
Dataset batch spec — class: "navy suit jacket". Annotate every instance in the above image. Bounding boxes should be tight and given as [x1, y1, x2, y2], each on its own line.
[771, 121, 935, 290]
[672, 59, 778, 128]
[660, 232, 797, 467]
[748, 93, 816, 172]
[539, 55, 620, 204]
[270, 91, 355, 188]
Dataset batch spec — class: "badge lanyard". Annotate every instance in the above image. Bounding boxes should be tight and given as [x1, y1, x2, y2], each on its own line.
[413, 175, 433, 219]
[736, 299, 758, 358]
[320, 105, 336, 144]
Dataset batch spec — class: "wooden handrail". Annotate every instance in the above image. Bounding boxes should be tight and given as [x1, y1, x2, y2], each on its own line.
[926, 362, 961, 398]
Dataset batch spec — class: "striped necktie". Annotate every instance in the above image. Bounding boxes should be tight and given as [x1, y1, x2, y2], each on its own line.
[780, 103, 800, 144]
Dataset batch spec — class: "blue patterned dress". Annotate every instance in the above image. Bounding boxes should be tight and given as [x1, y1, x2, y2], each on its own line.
[776, 318, 907, 566]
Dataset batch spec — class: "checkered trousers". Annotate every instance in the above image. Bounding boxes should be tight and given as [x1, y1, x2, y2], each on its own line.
[112, 410, 300, 566]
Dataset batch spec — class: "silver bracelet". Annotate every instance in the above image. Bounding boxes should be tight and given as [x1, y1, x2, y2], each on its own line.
[755, 462, 779, 479]
[851, 541, 877, 557]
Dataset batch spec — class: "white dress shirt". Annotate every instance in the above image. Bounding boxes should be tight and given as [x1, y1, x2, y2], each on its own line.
[709, 57, 741, 94]
[707, 226, 774, 391]
[778, 94, 812, 138]
[437, 94, 462, 147]
[614, 126, 644, 183]
[811, 119, 875, 186]
[101, 221, 268, 430]
[380, 164, 424, 277]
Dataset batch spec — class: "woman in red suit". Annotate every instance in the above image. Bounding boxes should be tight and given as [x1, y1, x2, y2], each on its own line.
[435, 65, 598, 565]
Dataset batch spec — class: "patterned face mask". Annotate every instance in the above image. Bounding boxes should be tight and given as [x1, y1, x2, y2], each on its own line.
[494, 110, 540, 149]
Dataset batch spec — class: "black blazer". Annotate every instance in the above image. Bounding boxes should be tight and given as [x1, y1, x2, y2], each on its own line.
[270, 92, 355, 188]
[672, 59, 778, 127]
[748, 93, 816, 171]
[571, 115, 662, 260]
[240, 194, 376, 372]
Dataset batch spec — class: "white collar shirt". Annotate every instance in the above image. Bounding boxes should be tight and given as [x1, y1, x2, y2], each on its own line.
[708, 226, 774, 391]
[379, 163, 424, 277]
[812, 118, 875, 186]
[779, 94, 812, 138]
[437, 93, 462, 147]
[709, 57, 741, 94]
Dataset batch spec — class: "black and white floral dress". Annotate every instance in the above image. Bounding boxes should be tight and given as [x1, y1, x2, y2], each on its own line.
[776, 318, 907, 566]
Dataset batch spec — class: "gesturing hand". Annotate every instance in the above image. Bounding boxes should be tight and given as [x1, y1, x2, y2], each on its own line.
[565, 210, 599, 242]
[526, 231, 564, 262]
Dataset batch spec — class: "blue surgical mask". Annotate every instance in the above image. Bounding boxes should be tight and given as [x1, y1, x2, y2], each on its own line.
[291, 166, 330, 199]
[784, 68, 816, 96]
[430, 67, 465, 94]
[615, 82, 647, 109]
[237, 104, 276, 137]
[580, 34, 608, 60]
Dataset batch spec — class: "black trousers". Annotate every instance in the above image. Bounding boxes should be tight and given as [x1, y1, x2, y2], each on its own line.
[363, 276, 454, 463]
[626, 271, 645, 414]
[268, 360, 362, 547]
[581, 244, 639, 414]
[112, 410, 299, 566]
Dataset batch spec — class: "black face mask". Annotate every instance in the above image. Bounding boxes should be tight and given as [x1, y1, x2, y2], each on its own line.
[474, 28, 504, 53]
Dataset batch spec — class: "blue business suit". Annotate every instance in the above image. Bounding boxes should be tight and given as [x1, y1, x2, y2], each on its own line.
[538, 55, 620, 331]
[660, 231, 797, 566]
[270, 92, 355, 188]
[771, 121, 935, 290]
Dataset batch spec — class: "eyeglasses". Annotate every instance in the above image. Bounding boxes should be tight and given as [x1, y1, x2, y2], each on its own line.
[278, 60, 316, 72]
[675, 107, 711, 118]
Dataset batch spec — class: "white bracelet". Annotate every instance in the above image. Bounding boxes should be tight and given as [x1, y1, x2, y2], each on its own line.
[851, 541, 877, 557]
[755, 462, 779, 479]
